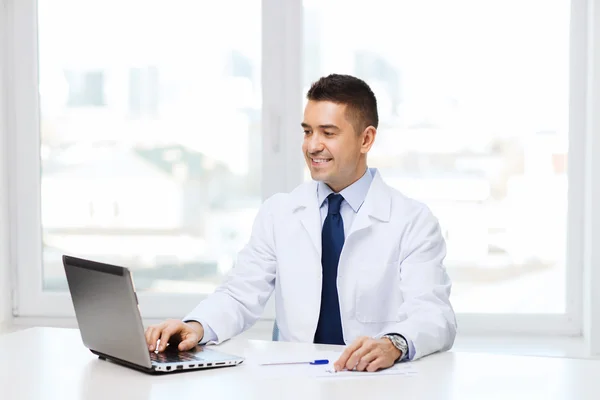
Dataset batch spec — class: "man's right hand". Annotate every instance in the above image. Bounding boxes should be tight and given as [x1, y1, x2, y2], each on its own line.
[144, 319, 204, 352]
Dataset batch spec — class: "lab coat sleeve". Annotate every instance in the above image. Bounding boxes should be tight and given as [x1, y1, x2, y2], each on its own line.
[380, 205, 457, 360]
[182, 195, 279, 343]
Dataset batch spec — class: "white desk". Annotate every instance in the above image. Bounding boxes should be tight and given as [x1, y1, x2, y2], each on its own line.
[2, 328, 599, 400]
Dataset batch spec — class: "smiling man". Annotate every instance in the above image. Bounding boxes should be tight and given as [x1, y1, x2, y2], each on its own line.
[146, 74, 457, 372]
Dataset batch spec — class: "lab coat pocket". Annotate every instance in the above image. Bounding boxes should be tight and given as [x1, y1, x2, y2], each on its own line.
[355, 262, 403, 323]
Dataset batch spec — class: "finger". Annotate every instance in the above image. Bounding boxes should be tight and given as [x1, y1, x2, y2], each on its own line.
[177, 327, 199, 351]
[334, 342, 360, 371]
[144, 326, 155, 350]
[334, 336, 368, 371]
[178, 340, 196, 351]
[366, 358, 384, 373]
[345, 339, 377, 370]
[343, 346, 365, 371]
[158, 325, 176, 352]
[178, 335, 198, 351]
[355, 349, 379, 372]
[366, 351, 396, 373]
[148, 325, 165, 351]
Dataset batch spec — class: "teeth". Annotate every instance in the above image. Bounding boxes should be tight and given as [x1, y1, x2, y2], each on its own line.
[312, 158, 330, 163]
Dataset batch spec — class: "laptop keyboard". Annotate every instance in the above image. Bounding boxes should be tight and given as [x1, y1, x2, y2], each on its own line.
[150, 351, 205, 364]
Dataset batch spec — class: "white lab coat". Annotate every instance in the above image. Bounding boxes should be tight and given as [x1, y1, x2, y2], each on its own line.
[185, 170, 456, 360]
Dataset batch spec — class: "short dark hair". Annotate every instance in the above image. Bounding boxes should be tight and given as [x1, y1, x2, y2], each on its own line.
[306, 74, 379, 133]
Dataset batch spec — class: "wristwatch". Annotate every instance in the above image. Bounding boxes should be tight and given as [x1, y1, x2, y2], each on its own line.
[381, 334, 408, 361]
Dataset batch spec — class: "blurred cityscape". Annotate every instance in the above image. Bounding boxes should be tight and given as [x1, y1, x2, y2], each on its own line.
[39, 0, 568, 313]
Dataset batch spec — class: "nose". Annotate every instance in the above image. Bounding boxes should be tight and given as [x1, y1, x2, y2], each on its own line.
[306, 132, 324, 154]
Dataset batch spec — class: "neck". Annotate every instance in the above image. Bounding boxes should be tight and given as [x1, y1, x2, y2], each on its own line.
[327, 165, 368, 193]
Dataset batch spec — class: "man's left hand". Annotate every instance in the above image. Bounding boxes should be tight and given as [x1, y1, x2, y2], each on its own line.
[334, 336, 401, 372]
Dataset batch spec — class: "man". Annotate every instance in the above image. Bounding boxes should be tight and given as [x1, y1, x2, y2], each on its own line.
[145, 74, 456, 372]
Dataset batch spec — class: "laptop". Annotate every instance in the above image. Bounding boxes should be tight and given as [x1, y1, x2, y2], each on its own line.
[62, 255, 244, 374]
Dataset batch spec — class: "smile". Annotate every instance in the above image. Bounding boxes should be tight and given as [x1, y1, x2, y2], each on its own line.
[310, 158, 332, 164]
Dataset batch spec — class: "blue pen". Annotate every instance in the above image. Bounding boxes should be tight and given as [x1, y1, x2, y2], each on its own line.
[260, 359, 329, 366]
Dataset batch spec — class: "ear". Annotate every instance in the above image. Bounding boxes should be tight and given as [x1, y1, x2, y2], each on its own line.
[359, 126, 377, 154]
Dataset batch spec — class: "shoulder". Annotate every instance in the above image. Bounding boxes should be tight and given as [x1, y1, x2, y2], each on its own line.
[259, 180, 317, 214]
[378, 174, 438, 223]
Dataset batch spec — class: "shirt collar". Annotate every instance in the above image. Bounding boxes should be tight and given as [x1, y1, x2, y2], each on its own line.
[317, 167, 374, 213]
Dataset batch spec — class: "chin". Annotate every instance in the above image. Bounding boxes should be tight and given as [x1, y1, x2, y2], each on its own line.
[309, 169, 327, 182]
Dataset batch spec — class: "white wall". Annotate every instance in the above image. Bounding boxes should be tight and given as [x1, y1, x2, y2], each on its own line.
[0, 0, 12, 327]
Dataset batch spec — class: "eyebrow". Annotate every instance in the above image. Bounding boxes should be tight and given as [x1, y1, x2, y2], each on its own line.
[301, 123, 341, 130]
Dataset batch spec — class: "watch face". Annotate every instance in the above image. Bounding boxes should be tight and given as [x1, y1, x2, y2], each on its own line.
[391, 336, 407, 351]
[383, 334, 407, 352]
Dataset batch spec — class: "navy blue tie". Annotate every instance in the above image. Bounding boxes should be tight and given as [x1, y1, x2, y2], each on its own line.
[314, 193, 345, 345]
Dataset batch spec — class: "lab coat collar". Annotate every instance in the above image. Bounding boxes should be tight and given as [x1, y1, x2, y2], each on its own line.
[291, 169, 391, 253]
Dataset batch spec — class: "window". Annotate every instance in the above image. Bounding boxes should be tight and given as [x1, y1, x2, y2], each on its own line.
[303, 0, 570, 314]
[38, 0, 263, 295]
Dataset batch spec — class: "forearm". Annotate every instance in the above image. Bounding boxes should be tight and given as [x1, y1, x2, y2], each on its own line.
[387, 295, 456, 360]
[184, 278, 274, 343]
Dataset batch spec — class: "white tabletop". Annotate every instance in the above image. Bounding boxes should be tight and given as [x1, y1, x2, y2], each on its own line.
[2, 327, 599, 400]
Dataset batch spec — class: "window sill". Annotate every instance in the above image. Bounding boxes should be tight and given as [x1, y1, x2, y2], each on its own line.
[3, 317, 593, 360]
[452, 334, 592, 359]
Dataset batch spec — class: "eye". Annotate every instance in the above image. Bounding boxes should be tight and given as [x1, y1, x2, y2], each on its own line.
[324, 131, 333, 136]
[303, 130, 311, 135]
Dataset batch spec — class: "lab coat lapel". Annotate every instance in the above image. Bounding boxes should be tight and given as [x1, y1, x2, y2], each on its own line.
[346, 171, 392, 238]
[291, 181, 322, 257]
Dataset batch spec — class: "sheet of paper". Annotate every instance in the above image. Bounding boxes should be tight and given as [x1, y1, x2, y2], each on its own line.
[321, 363, 418, 378]
[248, 350, 418, 379]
